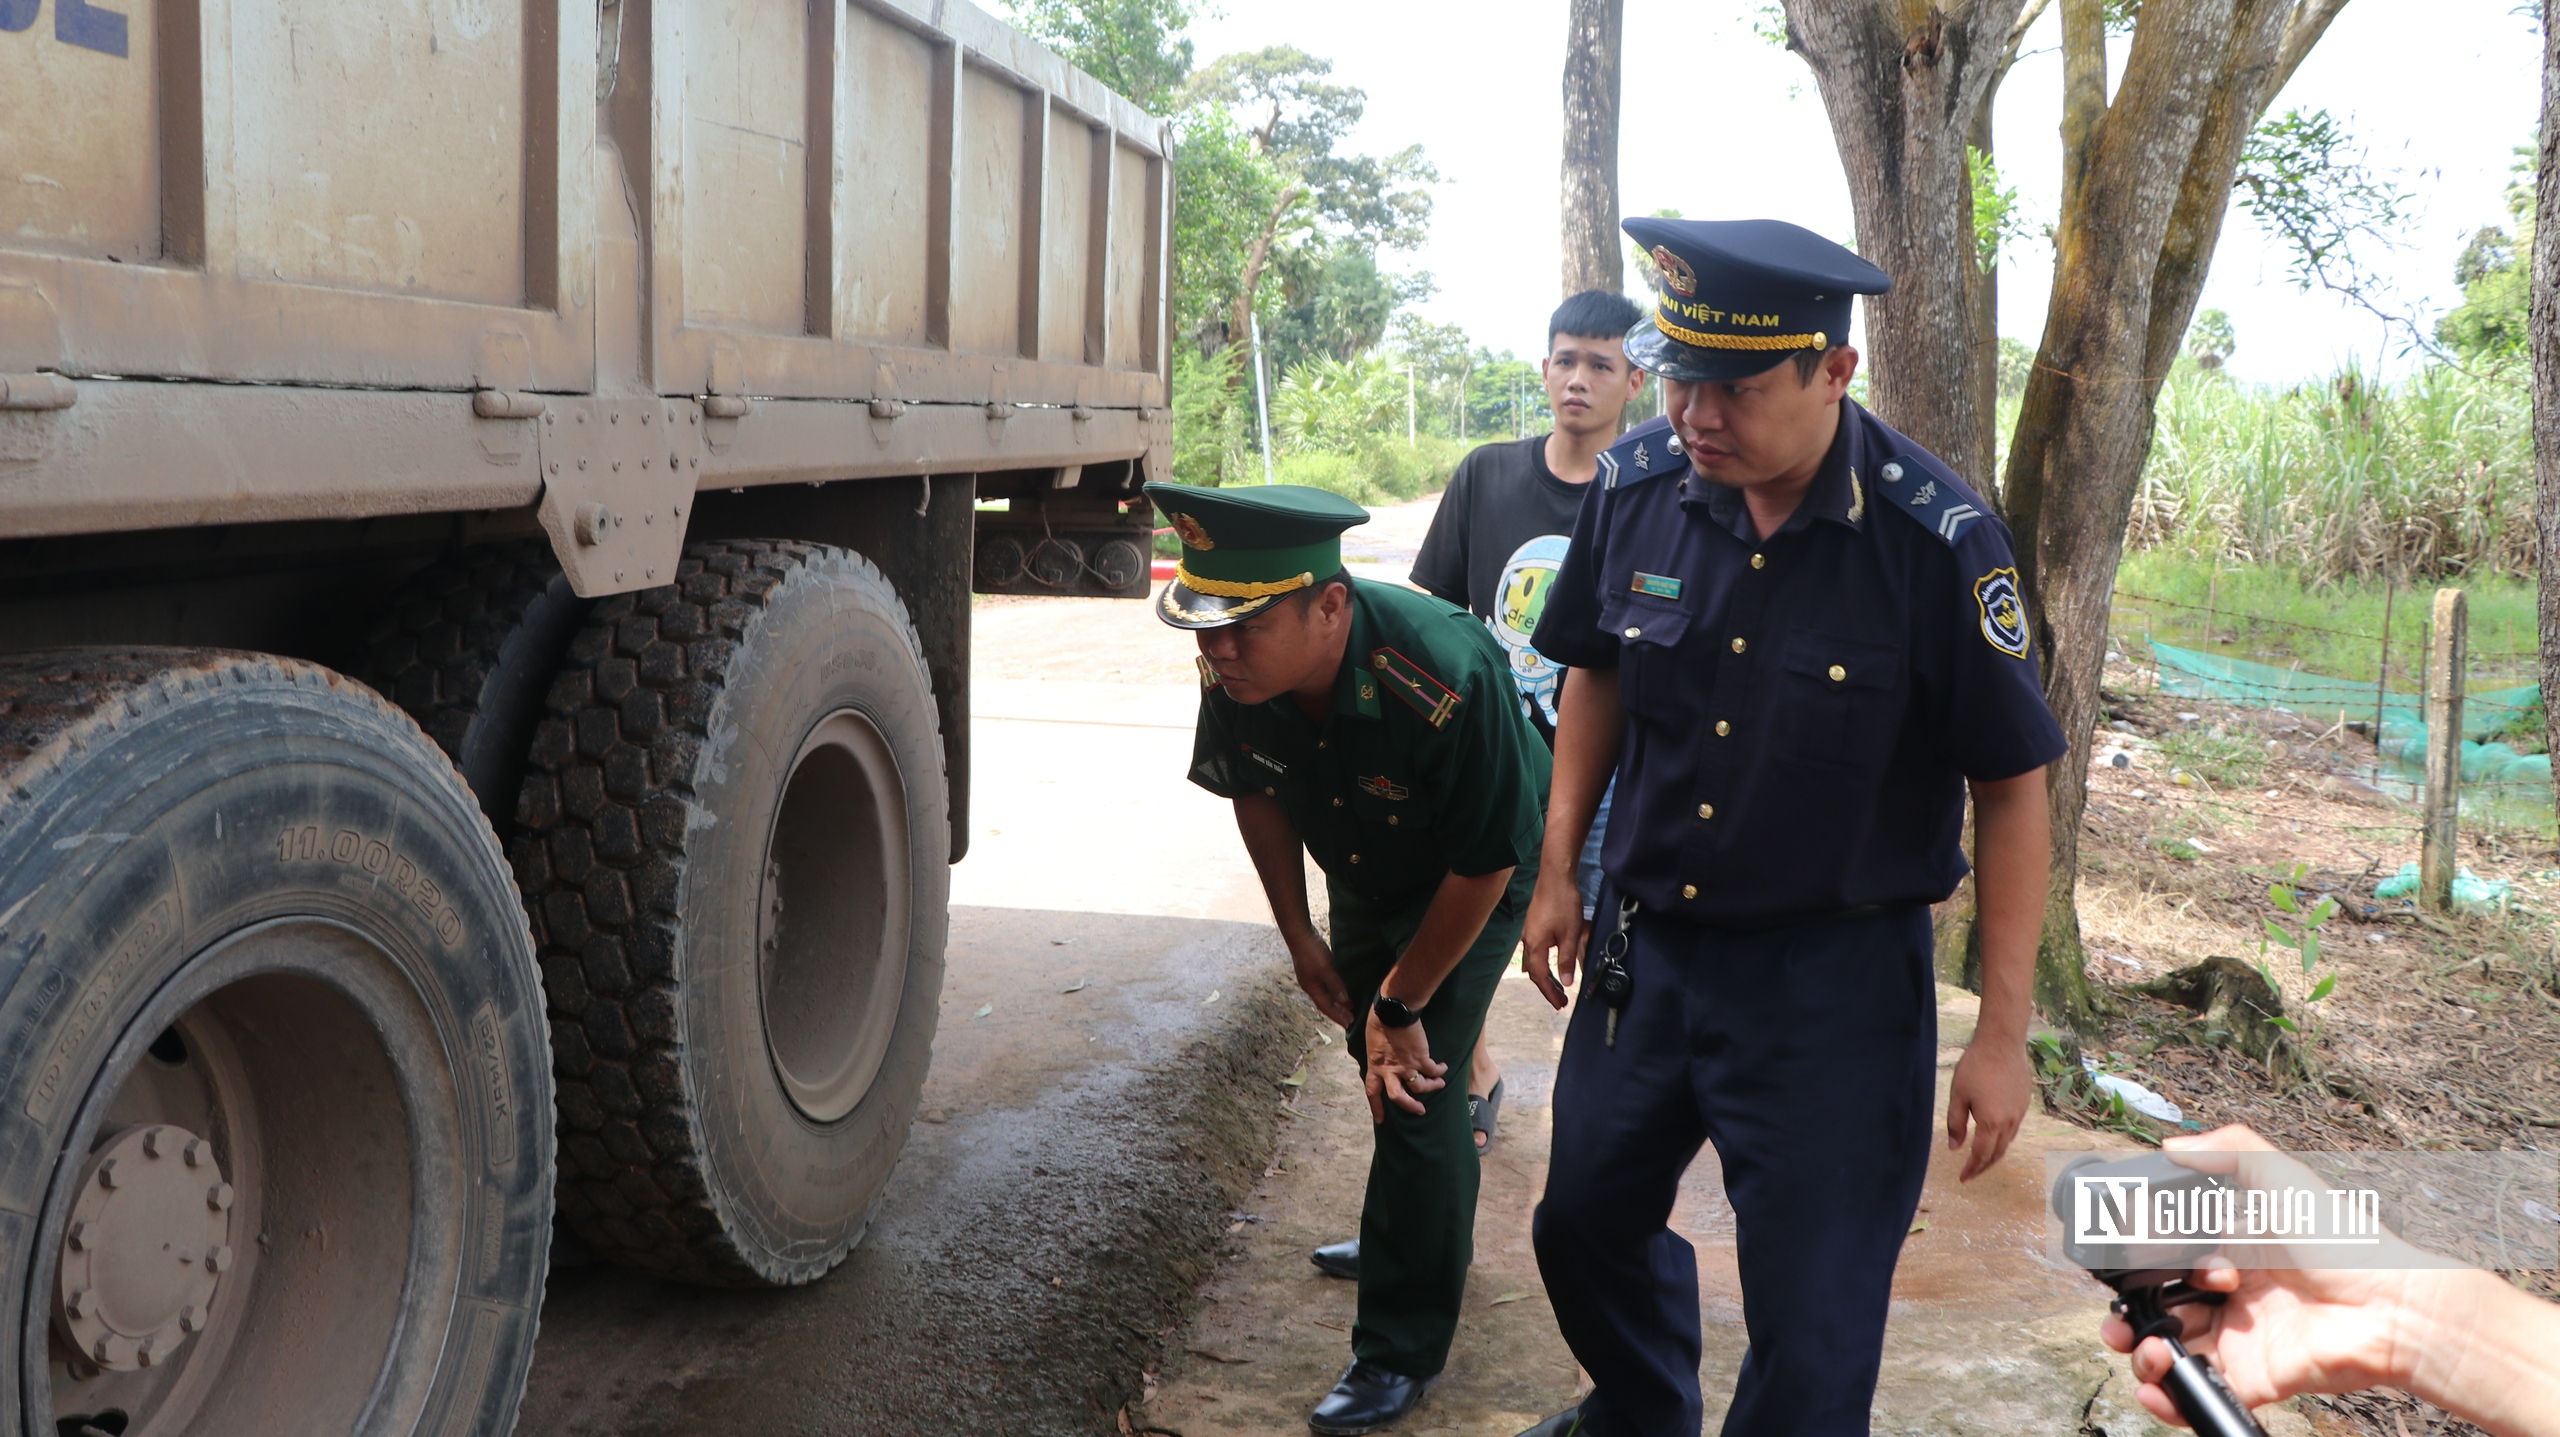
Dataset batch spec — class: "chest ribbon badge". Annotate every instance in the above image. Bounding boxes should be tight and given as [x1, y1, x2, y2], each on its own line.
[1974, 567, 2030, 658]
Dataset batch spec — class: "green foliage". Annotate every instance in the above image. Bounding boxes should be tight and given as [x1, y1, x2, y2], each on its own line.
[1171, 346, 1256, 487]
[1968, 147, 2028, 273]
[2234, 109, 2416, 345]
[2258, 864, 2340, 1038]
[2184, 309, 2236, 370]
[2437, 142, 2537, 365]
[1168, 105, 1292, 342]
[1262, 242, 1426, 375]
[1274, 354, 1407, 455]
[2130, 362, 2534, 582]
[1996, 337, 2037, 401]
[1271, 436, 1468, 506]
[1004, 0, 1195, 110]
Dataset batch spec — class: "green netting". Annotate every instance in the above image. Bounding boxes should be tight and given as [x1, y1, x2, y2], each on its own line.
[2148, 640, 2550, 788]
[2149, 640, 2537, 738]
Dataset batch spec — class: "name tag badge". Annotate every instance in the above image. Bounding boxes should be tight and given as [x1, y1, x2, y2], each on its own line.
[1631, 572, 1683, 600]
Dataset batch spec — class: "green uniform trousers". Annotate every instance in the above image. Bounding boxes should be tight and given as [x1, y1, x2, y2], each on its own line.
[1325, 862, 1534, 1379]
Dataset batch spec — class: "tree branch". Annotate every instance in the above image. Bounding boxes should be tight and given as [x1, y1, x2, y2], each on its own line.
[2270, 0, 2352, 100]
[2058, 0, 2109, 216]
[2002, 0, 2056, 76]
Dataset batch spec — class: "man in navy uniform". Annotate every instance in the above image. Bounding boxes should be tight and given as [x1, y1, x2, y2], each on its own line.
[1512, 217, 2068, 1437]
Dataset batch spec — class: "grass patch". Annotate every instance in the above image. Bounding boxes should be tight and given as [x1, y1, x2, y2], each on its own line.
[2114, 552, 2540, 691]
[2155, 725, 2273, 789]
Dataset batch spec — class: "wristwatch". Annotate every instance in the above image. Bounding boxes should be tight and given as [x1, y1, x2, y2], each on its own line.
[1371, 993, 1421, 1028]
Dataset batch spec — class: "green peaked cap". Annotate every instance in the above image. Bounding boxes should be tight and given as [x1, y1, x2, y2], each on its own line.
[1142, 481, 1369, 629]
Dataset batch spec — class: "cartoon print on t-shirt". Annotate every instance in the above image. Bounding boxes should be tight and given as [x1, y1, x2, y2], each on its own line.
[1491, 534, 1569, 728]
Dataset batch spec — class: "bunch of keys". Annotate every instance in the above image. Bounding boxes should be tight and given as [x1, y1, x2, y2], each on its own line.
[1592, 894, 1638, 1047]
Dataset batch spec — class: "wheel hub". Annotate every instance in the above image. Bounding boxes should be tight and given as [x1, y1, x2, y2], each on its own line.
[53, 1123, 233, 1372]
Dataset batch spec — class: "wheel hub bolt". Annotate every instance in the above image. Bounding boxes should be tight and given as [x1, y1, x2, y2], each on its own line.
[205, 1244, 231, 1274]
[66, 1221, 92, 1252]
[136, 1336, 161, 1366]
[64, 1288, 91, 1320]
[178, 1304, 205, 1333]
[96, 1160, 119, 1190]
[141, 1129, 166, 1159]
[183, 1139, 208, 1168]
[206, 1182, 233, 1212]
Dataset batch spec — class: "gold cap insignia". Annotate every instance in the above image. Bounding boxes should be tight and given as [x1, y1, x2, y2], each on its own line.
[1169, 513, 1215, 550]
[1651, 245, 1697, 298]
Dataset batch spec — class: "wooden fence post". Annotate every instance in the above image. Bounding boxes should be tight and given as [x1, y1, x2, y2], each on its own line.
[2420, 588, 2468, 912]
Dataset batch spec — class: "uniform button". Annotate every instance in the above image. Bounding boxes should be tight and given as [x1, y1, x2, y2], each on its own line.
[1730, 637, 1747, 654]
[1681, 884, 1698, 900]
[1697, 804, 1714, 820]
[1333, 797, 1345, 807]
[1714, 720, 1730, 737]
[1264, 786, 1276, 796]
[1387, 815, 1399, 825]
[1623, 626, 1641, 639]
[1881, 461, 1904, 482]
[1349, 853, 1362, 864]
[1750, 553, 1765, 569]
[1829, 664, 1846, 682]
[1317, 740, 1327, 749]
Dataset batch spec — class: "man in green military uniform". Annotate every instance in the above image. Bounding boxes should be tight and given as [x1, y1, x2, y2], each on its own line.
[1149, 480, 1550, 1435]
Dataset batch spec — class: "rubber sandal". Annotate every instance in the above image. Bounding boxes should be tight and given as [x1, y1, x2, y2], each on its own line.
[1469, 1076, 1504, 1155]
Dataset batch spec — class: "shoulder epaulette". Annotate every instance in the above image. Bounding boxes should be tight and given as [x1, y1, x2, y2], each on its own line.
[1872, 447, 1991, 547]
[1597, 415, 1679, 491]
[1369, 646, 1462, 730]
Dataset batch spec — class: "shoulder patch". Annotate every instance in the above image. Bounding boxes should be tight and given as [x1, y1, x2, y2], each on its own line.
[1370, 646, 1463, 730]
[1600, 416, 1679, 491]
[1974, 567, 2030, 657]
[1874, 449, 1989, 546]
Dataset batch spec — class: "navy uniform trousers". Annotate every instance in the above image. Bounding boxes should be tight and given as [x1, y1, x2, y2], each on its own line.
[1531, 899, 1938, 1437]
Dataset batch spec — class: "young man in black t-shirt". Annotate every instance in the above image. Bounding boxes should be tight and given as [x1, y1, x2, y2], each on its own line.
[1410, 289, 1646, 1148]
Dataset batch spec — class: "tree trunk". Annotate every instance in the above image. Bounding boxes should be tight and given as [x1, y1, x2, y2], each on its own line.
[2001, 0, 2333, 1029]
[2538, 1, 2560, 810]
[1560, 0, 1625, 296]
[1783, 0, 2027, 494]
[1227, 183, 1306, 392]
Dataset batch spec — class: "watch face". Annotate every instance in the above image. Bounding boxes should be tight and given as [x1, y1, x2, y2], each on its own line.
[1373, 995, 1418, 1027]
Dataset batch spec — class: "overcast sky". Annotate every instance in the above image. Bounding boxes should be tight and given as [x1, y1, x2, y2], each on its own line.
[1185, 0, 2542, 386]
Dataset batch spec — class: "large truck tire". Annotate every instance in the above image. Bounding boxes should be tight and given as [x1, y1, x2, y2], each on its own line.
[353, 542, 593, 831]
[513, 541, 948, 1286]
[0, 650, 554, 1437]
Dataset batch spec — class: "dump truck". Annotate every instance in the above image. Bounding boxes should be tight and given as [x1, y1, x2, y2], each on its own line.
[0, 2, 1169, 1431]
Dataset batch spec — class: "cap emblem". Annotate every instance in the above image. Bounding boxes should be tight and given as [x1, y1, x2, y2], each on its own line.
[1650, 245, 1697, 297]
[1169, 513, 1215, 549]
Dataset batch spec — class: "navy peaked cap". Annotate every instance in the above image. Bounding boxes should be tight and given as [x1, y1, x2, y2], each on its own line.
[1622, 216, 1892, 383]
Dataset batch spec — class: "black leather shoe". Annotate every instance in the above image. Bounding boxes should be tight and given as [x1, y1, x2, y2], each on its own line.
[1310, 1237, 1360, 1280]
[1514, 1407, 1586, 1437]
[1308, 1359, 1435, 1434]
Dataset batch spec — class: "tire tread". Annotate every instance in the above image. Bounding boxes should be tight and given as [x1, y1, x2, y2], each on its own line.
[514, 539, 935, 1285]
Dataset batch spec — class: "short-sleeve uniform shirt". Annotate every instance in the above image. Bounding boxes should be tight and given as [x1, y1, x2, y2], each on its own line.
[1532, 401, 2067, 927]
[1189, 578, 1551, 901]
